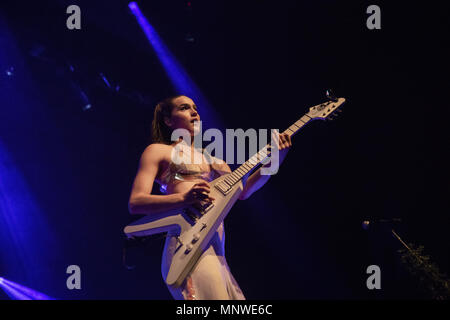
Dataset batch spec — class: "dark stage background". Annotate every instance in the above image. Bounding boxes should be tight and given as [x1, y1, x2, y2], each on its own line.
[0, 0, 448, 300]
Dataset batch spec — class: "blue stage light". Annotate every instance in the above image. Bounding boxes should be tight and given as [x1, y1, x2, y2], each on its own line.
[128, 2, 222, 130]
[0, 277, 55, 300]
[5, 66, 14, 76]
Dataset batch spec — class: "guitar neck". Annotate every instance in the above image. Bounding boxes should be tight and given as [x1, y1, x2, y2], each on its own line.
[222, 114, 312, 186]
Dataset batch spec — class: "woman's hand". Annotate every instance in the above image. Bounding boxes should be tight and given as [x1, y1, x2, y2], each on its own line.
[276, 131, 292, 153]
[182, 181, 215, 206]
[262, 131, 292, 169]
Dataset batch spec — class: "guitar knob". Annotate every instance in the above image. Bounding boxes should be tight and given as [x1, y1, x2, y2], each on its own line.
[192, 233, 200, 243]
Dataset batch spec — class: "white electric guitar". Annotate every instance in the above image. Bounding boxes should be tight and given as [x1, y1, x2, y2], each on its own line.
[124, 95, 346, 287]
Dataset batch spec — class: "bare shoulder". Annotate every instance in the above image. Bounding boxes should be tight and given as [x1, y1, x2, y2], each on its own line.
[141, 143, 172, 164]
[143, 143, 172, 153]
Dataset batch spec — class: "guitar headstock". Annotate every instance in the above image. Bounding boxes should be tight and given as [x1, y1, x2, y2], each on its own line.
[307, 97, 346, 121]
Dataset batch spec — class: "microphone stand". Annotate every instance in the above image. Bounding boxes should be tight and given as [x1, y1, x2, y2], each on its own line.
[363, 219, 450, 299]
[388, 227, 449, 300]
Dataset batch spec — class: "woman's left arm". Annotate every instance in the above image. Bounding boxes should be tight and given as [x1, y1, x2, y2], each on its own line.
[239, 132, 292, 200]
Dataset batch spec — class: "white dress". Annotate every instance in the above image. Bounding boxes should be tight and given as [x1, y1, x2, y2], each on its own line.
[156, 145, 245, 300]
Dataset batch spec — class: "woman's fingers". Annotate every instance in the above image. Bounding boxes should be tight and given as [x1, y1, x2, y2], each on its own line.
[197, 192, 215, 202]
[278, 133, 287, 149]
[193, 185, 215, 201]
[271, 131, 293, 150]
[280, 134, 286, 149]
[194, 187, 210, 196]
[271, 131, 280, 150]
[287, 134, 292, 147]
[194, 182, 210, 191]
[284, 133, 292, 147]
[194, 186, 211, 193]
[195, 181, 211, 189]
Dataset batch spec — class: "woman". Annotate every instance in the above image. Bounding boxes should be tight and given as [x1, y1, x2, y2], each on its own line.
[128, 95, 292, 300]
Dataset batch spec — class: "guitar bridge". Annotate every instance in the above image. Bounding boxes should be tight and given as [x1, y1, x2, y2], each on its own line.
[183, 201, 214, 225]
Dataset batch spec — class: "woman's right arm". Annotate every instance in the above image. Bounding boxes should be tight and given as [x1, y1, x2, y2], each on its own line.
[128, 144, 213, 215]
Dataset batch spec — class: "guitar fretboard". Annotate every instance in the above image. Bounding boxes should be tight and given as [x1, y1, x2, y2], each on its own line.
[221, 114, 312, 187]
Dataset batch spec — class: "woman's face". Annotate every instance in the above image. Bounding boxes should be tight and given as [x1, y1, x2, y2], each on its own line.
[165, 96, 200, 136]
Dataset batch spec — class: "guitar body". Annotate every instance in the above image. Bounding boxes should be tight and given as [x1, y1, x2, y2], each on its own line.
[124, 173, 243, 287]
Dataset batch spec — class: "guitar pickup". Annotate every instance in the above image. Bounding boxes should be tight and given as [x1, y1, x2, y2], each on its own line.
[215, 183, 231, 195]
[200, 202, 214, 214]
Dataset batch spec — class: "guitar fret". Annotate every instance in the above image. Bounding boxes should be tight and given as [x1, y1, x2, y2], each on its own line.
[285, 128, 294, 135]
[258, 152, 268, 161]
[260, 149, 268, 158]
[294, 123, 304, 130]
[229, 112, 313, 183]
[301, 115, 311, 123]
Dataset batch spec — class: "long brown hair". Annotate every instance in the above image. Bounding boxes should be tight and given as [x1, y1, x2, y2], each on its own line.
[151, 94, 184, 144]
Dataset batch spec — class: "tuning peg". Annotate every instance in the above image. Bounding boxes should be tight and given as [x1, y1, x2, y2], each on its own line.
[326, 89, 338, 102]
[328, 111, 341, 120]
